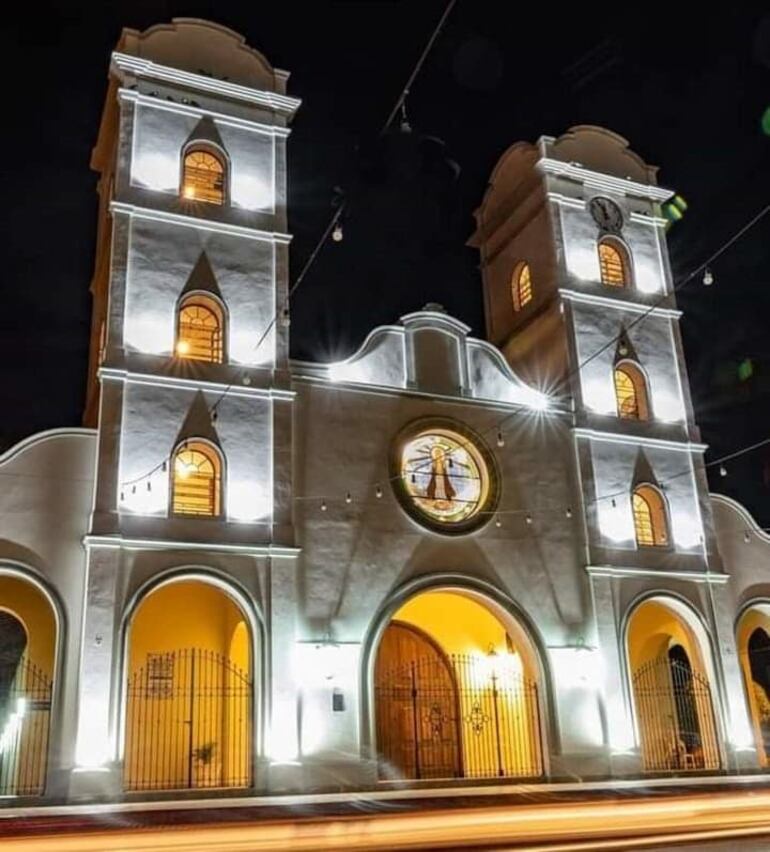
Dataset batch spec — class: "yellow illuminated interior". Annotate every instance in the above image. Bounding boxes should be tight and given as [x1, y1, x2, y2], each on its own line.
[513, 262, 533, 310]
[0, 577, 56, 678]
[626, 599, 720, 771]
[614, 363, 649, 420]
[632, 485, 668, 547]
[125, 580, 251, 791]
[172, 441, 222, 517]
[598, 240, 627, 287]
[400, 429, 489, 525]
[177, 295, 224, 363]
[375, 590, 542, 780]
[737, 608, 770, 766]
[182, 149, 225, 205]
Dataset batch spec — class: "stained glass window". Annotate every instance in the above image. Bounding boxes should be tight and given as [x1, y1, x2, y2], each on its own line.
[614, 363, 649, 420]
[400, 429, 490, 526]
[182, 149, 225, 205]
[598, 240, 628, 287]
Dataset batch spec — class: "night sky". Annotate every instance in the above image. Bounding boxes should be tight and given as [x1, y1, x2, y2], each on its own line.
[2, 3, 768, 523]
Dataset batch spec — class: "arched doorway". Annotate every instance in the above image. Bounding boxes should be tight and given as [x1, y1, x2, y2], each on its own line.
[737, 606, 770, 767]
[124, 578, 253, 792]
[0, 574, 56, 796]
[373, 588, 544, 781]
[627, 597, 721, 772]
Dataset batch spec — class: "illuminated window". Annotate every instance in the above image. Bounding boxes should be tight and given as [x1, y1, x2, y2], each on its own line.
[598, 239, 630, 287]
[512, 262, 533, 311]
[171, 441, 222, 517]
[632, 485, 668, 547]
[182, 148, 225, 205]
[614, 363, 650, 420]
[176, 294, 224, 363]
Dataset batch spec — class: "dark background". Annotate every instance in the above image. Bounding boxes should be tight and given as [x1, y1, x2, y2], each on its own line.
[1, 2, 768, 523]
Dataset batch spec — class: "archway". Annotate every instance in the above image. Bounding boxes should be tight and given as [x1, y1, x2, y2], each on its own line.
[123, 578, 253, 792]
[737, 605, 770, 767]
[626, 597, 721, 772]
[373, 588, 544, 781]
[0, 573, 57, 796]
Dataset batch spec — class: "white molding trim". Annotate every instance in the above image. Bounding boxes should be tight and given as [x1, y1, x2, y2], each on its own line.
[572, 427, 707, 453]
[546, 192, 585, 209]
[560, 288, 682, 318]
[110, 201, 292, 243]
[119, 88, 291, 137]
[112, 52, 301, 116]
[99, 367, 295, 401]
[711, 492, 770, 544]
[586, 564, 729, 584]
[0, 427, 96, 466]
[629, 211, 668, 228]
[83, 534, 300, 558]
[538, 157, 673, 202]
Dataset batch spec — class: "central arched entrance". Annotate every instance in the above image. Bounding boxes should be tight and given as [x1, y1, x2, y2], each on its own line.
[374, 588, 544, 781]
[0, 573, 56, 797]
[123, 577, 254, 792]
[626, 597, 722, 772]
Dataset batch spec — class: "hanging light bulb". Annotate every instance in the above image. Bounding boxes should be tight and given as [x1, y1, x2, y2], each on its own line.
[719, 464, 728, 477]
[744, 530, 751, 544]
[280, 307, 291, 328]
[147, 481, 152, 492]
[332, 222, 343, 242]
[321, 499, 328, 512]
[525, 513, 533, 525]
[496, 430, 505, 448]
[399, 101, 412, 134]
[611, 498, 617, 508]
[120, 490, 125, 502]
[375, 484, 383, 499]
[703, 268, 714, 286]
[131, 485, 137, 495]
[161, 460, 168, 473]
[566, 507, 573, 519]
[345, 492, 352, 504]
[495, 516, 502, 528]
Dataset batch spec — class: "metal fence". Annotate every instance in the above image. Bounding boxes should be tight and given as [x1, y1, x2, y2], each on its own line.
[375, 653, 542, 781]
[0, 658, 52, 796]
[124, 648, 251, 791]
[632, 656, 721, 771]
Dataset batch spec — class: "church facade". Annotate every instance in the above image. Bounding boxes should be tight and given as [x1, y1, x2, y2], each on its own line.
[2, 18, 770, 804]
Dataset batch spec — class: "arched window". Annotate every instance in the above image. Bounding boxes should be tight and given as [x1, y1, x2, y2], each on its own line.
[512, 262, 533, 311]
[598, 239, 630, 287]
[614, 362, 650, 420]
[171, 440, 222, 517]
[176, 294, 225, 363]
[182, 148, 226, 205]
[632, 484, 668, 547]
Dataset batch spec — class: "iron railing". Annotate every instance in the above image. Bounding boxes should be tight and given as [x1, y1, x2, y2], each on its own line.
[632, 657, 721, 771]
[0, 657, 52, 796]
[375, 653, 542, 781]
[124, 648, 251, 792]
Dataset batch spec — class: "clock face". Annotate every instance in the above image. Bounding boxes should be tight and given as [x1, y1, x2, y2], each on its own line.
[397, 426, 494, 530]
[589, 197, 623, 232]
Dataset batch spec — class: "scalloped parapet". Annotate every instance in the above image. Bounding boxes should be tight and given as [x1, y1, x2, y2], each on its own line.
[294, 308, 549, 411]
[115, 18, 289, 94]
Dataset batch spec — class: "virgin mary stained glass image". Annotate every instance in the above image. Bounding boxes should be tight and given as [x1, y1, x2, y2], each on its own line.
[400, 430, 489, 525]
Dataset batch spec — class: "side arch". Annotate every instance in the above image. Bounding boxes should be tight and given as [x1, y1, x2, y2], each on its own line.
[735, 600, 770, 767]
[119, 567, 264, 792]
[361, 573, 556, 778]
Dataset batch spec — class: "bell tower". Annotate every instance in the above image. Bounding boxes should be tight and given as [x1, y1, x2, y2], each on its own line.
[469, 126, 752, 769]
[74, 19, 301, 792]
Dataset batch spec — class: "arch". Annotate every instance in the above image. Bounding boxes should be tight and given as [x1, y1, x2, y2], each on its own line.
[170, 439, 223, 518]
[181, 145, 227, 205]
[632, 484, 669, 547]
[614, 361, 650, 420]
[122, 573, 257, 792]
[0, 569, 58, 797]
[511, 262, 533, 311]
[366, 578, 548, 782]
[736, 603, 770, 767]
[625, 595, 722, 772]
[598, 237, 632, 288]
[176, 292, 226, 363]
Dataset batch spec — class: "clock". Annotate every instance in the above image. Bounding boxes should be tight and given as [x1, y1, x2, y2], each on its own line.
[589, 197, 623, 233]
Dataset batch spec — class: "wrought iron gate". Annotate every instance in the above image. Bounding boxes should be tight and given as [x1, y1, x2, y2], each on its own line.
[0, 658, 52, 796]
[124, 648, 251, 791]
[632, 656, 721, 771]
[375, 653, 542, 780]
